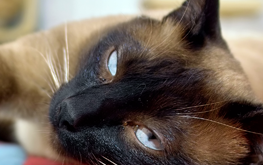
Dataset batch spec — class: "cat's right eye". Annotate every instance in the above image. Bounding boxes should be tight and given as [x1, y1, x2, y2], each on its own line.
[134, 125, 164, 151]
[107, 50, 118, 76]
[100, 48, 118, 83]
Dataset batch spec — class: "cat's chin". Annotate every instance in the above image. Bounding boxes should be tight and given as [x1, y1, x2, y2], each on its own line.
[50, 128, 85, 164]
[52, 130, 102, 165]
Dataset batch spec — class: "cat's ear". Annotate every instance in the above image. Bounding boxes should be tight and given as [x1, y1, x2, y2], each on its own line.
[222, 102, 263, 163]
[163, 0, 221, 44]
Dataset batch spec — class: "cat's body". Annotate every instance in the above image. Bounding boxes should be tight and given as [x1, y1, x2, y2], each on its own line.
[0, 0, 263, 164]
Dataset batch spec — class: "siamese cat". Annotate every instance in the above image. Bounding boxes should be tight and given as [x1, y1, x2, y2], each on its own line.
[0, 0, 263, 164]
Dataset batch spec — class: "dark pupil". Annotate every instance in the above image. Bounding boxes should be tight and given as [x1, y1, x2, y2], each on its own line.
[147, 132, 156, 140]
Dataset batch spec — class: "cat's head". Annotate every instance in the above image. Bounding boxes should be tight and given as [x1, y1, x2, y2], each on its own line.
[49, 0, 263, 164]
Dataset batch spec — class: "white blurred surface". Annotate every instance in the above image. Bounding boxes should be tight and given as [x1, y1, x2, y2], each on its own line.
[221, 10, 263, 35]
[39, 0, 141, 29]
[38, 0, 263, 35]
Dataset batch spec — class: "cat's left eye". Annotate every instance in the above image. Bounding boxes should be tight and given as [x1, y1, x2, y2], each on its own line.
[107, 50, 118, 76]
[134, 125, 164, 151]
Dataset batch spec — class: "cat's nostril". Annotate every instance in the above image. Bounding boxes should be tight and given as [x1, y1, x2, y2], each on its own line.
[59, 120, 76, 132]
[57, 101, 76, 132]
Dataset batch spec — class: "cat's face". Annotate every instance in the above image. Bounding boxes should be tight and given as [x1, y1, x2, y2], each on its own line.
[49, 0, 263, 164]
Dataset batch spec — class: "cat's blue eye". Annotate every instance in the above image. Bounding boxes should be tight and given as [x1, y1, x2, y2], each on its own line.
[135, 125, 164, 151]
[107, 50, 118, 76]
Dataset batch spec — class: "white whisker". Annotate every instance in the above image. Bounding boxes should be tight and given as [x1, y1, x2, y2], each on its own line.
[90, 152, 101, 165]
[52, 51, 63, 86]
[176, 107, 221, 115]
[178, 0, 191, 25]
[47, 82, 55, 94]
[179, 115, 263, 136]
[173, 101, 226, 111]
[63, 48, 68, 83]
[98, 160, 106, 165]
[26, 47, 60, 90]
[46, 51, 60, 88]
[42, 36, 62, 88]
[43, 90, 52, 98]
[102, 156, 117, 165]
[54, 49, 64, 86]
[64, 22, 70, 83]
[78, 151, 83, 164]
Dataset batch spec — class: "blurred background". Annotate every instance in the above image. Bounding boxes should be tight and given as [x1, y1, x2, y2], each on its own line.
[0, 0, 262, 43]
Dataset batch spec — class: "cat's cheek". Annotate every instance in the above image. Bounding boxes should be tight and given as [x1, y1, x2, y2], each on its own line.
[48, 125, 72, 158]
[15, 119, 60, 160]
[49, 129, 62, 152]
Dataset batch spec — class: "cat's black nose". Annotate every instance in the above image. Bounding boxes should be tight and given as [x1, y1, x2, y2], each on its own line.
[53, 94, 102, 130]
[57, 100, 77, 131]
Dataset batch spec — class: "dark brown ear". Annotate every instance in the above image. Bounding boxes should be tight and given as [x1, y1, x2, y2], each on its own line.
[222, 102, 263, 164]
[163, 0, 222, 46]
[240, 108, 263, 164]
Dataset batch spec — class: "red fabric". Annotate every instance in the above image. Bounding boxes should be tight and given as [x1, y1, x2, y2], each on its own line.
[24, 156, 87, 165]
[24, 156, 65, 165]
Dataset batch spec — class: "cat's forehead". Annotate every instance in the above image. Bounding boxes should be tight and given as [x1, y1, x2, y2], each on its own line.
[119, 17, 189, 60]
